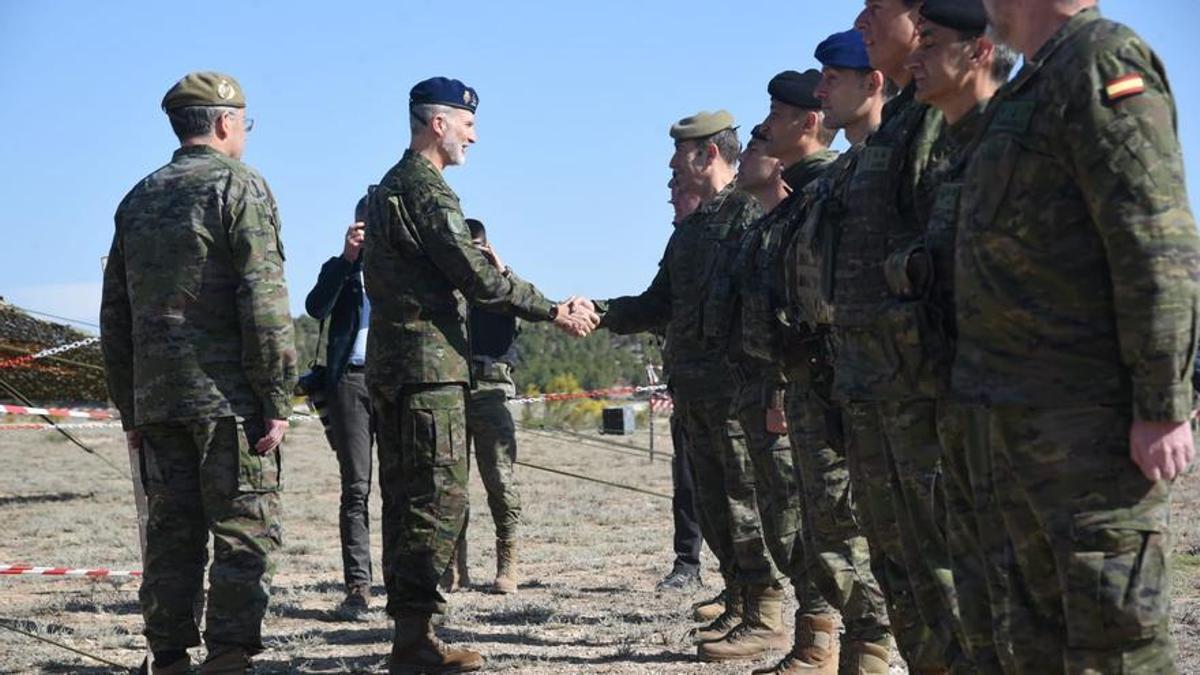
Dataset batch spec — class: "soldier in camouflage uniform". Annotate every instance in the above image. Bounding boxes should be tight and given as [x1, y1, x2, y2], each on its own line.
[364, 77, 597, 674]
[953, 1, 1199, 671]
[781, 32, 900, 675]
[817, 2, 970, 671]
[595, 111, 784, 659]
[465, 217, 523, 595]
[100, 72, 296, 675]
[899, 1, 1018, 671]
[694, 121, 820, 664]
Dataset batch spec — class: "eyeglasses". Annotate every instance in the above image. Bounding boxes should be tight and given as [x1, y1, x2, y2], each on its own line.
[224, 111, 254, 133]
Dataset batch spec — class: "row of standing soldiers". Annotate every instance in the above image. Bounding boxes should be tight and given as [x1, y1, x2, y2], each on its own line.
[602, 1, 1199, 674]
[99, 0, 1199, 672]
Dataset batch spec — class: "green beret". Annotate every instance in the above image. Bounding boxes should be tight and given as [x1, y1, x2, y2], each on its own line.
[161, 71, 245, 112]
[670, 110, 735, 141]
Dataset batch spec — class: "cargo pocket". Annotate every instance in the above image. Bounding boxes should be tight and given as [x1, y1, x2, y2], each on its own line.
[1065, 516, 1169, 648]
[878, 300, 947, 400]
[405, 389, 465, 468]
[236, 418, 282, 493]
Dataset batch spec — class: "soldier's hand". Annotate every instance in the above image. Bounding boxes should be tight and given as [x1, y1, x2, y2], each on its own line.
[255, 418, 289, 455]
[476, 242, 505, 272]
[553, 299, 596, 338]
[1129, 419, 1195, 482]
[342, 222, 366, 262]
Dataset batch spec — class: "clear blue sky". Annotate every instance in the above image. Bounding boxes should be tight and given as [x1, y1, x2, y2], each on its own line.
[1, 1, 1197, 332]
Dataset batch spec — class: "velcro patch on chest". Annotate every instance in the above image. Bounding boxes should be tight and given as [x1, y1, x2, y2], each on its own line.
[1104, 73, 1146, 103]
[990, 100, 1036, 133]
[858, 146, 892, 173]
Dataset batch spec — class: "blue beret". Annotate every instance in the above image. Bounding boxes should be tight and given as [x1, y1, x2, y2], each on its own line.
[409, 76, 478, 113]
[921, 0, 988, 35]
[815, 30, 872, 71]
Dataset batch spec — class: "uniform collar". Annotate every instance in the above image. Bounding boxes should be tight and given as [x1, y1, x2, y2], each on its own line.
[1028, 6, 1099, 68]
[947, 101, 989, 146]
[782, 149, 838, 192]
[172, 144, 225, 161]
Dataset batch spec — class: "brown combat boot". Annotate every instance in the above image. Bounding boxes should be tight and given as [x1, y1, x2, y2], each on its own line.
[493, 538, 518, 594]
[691, 587, 728, 622]
[689, 585, 745, 644]
[840, 639, 892, 674]
[199, 644, 250, 674]
[752, 613, 841, 674]
[388, 612, 483, 674]
[697, 583, 790, 661]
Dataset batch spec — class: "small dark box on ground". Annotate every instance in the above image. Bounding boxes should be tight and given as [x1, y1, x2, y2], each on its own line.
[601, 406, 636, 435]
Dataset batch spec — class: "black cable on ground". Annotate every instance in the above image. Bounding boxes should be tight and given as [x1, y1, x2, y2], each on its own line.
[515, 459, 671, 500]
[0, 617, 131, 672]
[0, 375, 130, 480]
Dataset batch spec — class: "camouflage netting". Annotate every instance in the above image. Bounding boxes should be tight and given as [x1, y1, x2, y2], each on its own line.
[0, 300, 108, 404]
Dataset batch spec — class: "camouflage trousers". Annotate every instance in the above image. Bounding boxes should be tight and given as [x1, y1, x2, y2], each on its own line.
[676, 395, 779, 587]
[935, 401, 1005, 674]
[373, 383, 470, 616]
[137, 417, 283, 653]
[784, 371, 891, 644]
[942, 402, 1176, 674]
[465, 366, 521, 541]
[731, 365, 827, 613]
[841, 399, 964, 671]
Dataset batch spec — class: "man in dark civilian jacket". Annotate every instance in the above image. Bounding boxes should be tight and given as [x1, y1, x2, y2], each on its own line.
[305, 191, 376, 614]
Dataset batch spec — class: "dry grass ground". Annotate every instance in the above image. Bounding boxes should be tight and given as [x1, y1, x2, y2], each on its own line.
[0, 417, 1197, 674]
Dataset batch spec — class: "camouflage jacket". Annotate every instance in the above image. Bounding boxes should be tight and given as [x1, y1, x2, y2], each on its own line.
[729, 150, 839, 366]
[364, 150, 555, 393]
[598, 182, 763, 402]
[828, 86, 945, 402]
[920, 104, 988, 394]
[953, 8, 1200, 420]
[101, 145, 297, 429]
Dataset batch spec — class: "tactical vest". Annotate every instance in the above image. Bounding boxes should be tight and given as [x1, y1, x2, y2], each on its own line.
[923, 179, 962, 394]
[787, 150, 859, 329]
[729, 219, 777, 362]
[830, 96, 932, 327]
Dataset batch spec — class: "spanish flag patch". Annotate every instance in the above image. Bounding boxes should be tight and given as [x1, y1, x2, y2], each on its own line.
[1104, 73, 1145, 102]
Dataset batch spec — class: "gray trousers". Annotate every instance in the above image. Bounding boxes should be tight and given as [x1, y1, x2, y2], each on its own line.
[326, 368, 375, 589]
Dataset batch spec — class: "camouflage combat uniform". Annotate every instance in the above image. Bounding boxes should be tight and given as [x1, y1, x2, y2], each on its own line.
[101, 145, 297, 654]
[824, 85, 967, 671]
[778, 149, 895, 649]
[466, 309, 521, 542]
[953, 9, 1199, 671]
[599, 183, 781, 590]
[909, 103, 1009, 673]
[721, 151, 838, 619]
[364, 150, 557, 618]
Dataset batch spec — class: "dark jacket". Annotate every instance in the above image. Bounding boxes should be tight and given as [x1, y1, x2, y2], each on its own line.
[305, 255, 365, 395]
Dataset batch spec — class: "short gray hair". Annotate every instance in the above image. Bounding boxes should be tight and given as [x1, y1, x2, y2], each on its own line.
[410, 103, 454, 135]
[167, 105, 238, 141]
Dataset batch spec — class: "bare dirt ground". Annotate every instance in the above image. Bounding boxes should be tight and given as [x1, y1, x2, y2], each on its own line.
[0, 418, 1197, 674]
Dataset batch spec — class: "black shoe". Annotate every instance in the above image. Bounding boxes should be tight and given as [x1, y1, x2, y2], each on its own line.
[656, 563, 702, 592]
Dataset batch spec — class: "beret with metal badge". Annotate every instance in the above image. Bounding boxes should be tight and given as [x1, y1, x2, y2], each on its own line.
[670, 110, 736, 140]
[161, 71, 245, 111]
[409, 76, 479, 113]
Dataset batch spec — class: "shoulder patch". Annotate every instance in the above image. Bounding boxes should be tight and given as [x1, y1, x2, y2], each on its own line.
[445, 211, 468, 236]
[1104, 73, 1145, 103]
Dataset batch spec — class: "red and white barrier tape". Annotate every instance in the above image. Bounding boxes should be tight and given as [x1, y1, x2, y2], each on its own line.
[0, 404, 116, 420]
[0, 564, 140, 578]
[0, 337, 100, 370]
[511, 383, 666, 406]
[0, 422, 124, 431]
